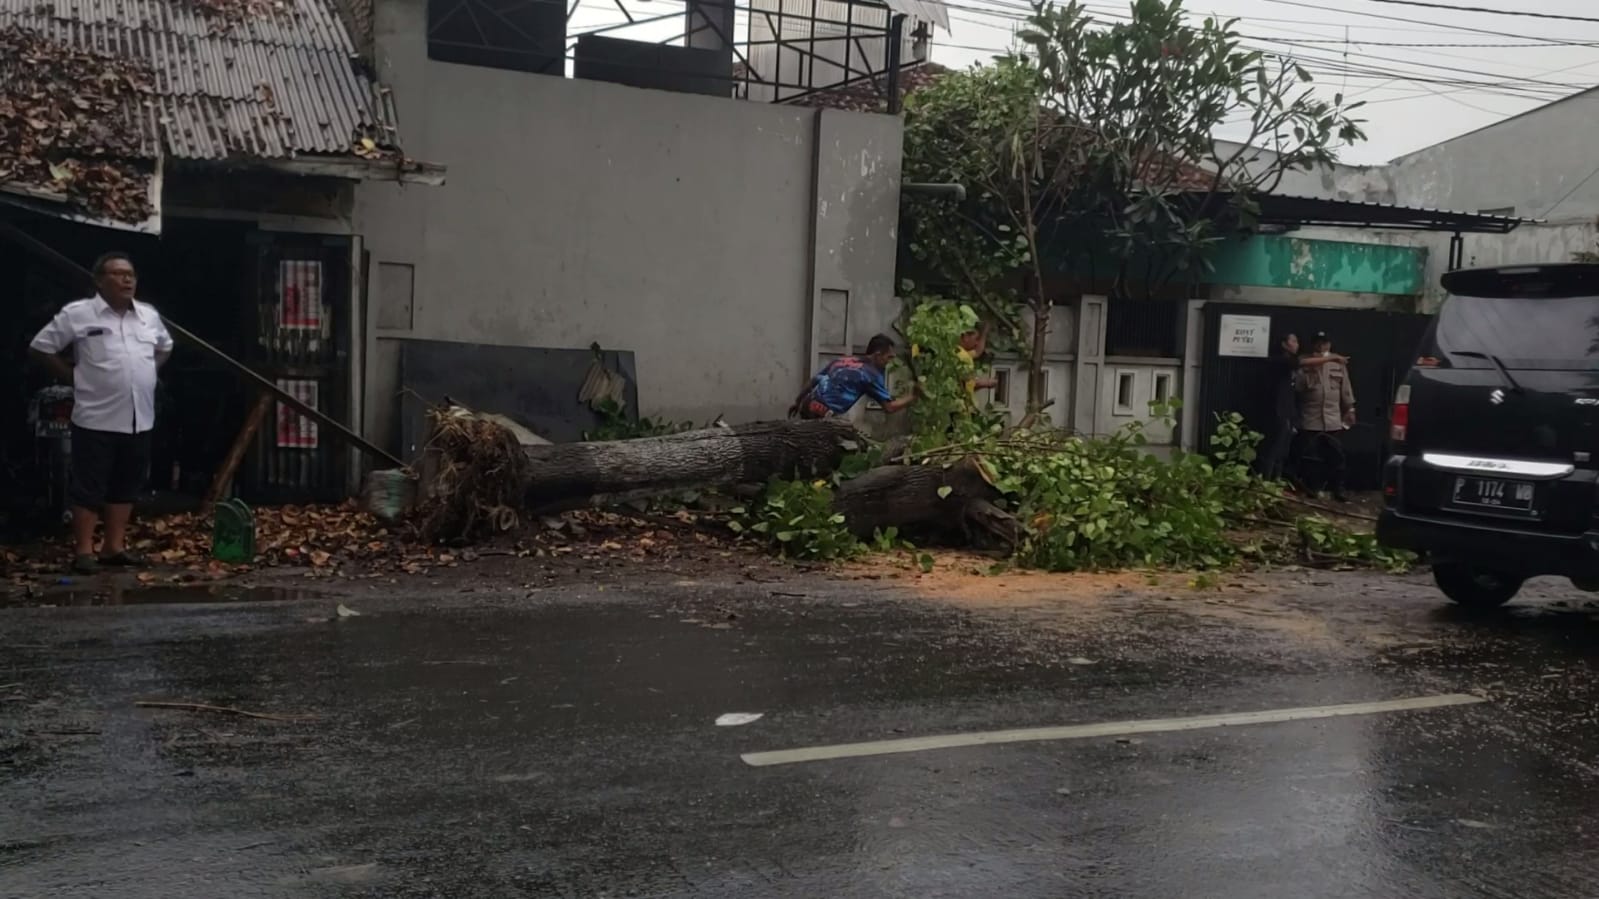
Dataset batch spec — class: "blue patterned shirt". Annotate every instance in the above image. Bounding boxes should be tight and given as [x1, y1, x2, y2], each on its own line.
[805, 356, 893, 414]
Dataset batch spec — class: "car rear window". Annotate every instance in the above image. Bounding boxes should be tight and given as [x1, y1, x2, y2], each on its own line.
[1426, 294, 1599, 371]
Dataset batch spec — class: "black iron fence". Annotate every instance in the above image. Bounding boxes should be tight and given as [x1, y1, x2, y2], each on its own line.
[242, 234, 351, 504]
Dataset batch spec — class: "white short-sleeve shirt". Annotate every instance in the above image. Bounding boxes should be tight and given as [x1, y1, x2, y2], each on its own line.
[30, 296, 174, 434]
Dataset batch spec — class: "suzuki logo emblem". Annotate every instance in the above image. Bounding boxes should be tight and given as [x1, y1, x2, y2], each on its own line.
[1490, 389, 1505, 405]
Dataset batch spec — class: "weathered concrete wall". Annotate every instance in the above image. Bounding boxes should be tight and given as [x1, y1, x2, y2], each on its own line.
[1208, 284, 1407, 312]
[356, 0, 902, 450]
[1250, 224, 1594, 314]
[1205, 234, 1426, 296]
[1212, 139, 1397, 203]
[1405, 222, 1598, 312]
[1213, 109, 1599, 310]
[814, 109, 907, 367]
[1375, 92, 1599, 310]
[1386, 90, 1599, 220]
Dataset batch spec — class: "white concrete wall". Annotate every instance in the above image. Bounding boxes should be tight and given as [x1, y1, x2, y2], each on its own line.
[1375, 96, 1599, 309]
[972, 358, 1072, 426]
[357, 0, 902, 449]
[1252, 93, 1599, 310]
[1387, 89, 1599, 220]
[1213, 139, 1397, 204]
[1097, 361, 1180, 443]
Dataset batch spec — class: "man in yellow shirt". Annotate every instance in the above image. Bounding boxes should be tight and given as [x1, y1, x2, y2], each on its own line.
[956, 322, 999, 401]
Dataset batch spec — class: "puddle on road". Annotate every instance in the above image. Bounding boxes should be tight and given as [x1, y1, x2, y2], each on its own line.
[13, 584, 326, 608]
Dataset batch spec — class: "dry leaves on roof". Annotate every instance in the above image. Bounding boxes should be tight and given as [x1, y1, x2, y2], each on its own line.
[176, 0, 297, 25]
[351, 127, 393, 161]
[0, 25, 155, 222]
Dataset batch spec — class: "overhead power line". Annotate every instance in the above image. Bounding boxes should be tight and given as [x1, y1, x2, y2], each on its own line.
[935, 0, 1593, 108]
[1263, 0, 1599, 47]
[1252, 35, 1591, 92]
[1354, 0, 1599, 25]
[1072, 0, 1590, 76]
[1078, 0, 1506, 34]
[958, 0, 1593, 94]
[1263, 38, 1567, 48]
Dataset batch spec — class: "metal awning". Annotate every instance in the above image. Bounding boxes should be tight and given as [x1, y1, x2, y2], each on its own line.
[1192, 191, 1530, 234]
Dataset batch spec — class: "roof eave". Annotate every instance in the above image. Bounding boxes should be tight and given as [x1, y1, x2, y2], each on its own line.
[0, 156, 164, 234]
[246, 155, 447, 186]
[1183, 190, 1531, 235]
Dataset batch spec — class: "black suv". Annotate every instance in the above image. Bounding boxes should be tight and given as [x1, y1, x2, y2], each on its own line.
[1378, 264, 1599, 609]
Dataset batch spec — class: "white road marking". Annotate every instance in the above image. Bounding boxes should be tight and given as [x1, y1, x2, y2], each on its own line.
[740, 693, 1485, 767]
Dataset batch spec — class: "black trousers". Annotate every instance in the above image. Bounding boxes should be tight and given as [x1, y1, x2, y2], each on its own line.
[1293, 429, 1347, 493]
[1257, 417, 1296, 481]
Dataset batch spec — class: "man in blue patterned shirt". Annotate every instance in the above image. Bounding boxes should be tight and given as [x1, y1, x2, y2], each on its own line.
[791, 334, 918, 419]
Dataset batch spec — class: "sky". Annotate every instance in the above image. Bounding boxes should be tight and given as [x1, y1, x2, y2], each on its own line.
[568, 0, 1599, 165]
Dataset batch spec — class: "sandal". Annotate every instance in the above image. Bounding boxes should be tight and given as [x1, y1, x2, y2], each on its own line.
[70, 554, 99, 575]
[99, 550, 149, 567]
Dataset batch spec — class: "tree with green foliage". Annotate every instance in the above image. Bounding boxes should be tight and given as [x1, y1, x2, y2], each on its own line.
[901, 58, 1061, 412]
[901, 0, 1366, 412]
[899, 300, 1008, 450]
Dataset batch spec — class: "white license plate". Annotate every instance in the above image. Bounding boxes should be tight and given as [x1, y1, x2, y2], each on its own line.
[1451, 476, 1536, 514]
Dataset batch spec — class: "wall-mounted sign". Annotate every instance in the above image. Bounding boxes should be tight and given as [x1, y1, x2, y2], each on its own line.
[1218, 314, 1272, 358]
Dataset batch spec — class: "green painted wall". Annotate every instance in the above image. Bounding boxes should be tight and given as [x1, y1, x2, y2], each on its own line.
[1204, 235, 1426, 296]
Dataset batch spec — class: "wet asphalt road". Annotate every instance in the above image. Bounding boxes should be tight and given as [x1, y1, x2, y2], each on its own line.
[5, 570, 1599, 897]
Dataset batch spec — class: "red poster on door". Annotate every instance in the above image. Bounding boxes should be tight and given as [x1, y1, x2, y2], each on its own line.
[275, 379, 319, 449]
[277, 260, 325, 331]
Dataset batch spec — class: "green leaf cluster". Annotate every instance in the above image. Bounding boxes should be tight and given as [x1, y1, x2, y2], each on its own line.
[730, 479, 862, 562]
[1295, 515, 1416, 573]
[897, 299, 1008, 451]
[976, 408, 1270, 571]
[584, 398, 692, 441]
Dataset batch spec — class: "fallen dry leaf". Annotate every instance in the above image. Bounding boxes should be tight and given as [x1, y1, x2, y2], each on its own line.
[0, 26, 155, 222]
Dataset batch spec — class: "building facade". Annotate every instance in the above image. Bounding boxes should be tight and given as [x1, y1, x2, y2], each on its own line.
[354, 0, 908, 455]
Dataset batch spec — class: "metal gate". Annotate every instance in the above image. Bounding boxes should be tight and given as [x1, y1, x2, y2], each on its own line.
[1198, 303, 1430, 491]
[240, 233, 352, 504]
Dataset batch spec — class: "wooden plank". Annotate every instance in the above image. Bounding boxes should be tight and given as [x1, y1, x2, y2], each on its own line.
[205, 391, 273, 506]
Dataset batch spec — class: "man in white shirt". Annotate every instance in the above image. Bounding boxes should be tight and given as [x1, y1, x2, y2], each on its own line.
[30, 252, 173, 572]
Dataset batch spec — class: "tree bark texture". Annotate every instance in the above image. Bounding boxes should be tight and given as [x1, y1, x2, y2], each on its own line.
[424, 408, 1013, 546]
[1027, 296, 1051, 415]
[516, 419, 863, 513]
[834, 457, 1017, 544]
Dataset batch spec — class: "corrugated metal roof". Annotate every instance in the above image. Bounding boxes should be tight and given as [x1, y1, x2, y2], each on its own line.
[1217, 191, 1531, 233]
[0, 0, 392, 161]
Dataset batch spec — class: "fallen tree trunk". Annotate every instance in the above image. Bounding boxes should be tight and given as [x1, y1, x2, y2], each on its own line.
[422, 407, 1016, 548]
[518, 419, 863, 511]
[835, 457, 1018, 545]
[423, 411, 863, 540]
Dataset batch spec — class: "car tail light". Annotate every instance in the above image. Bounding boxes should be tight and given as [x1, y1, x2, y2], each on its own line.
[1389, 384, 1410, 442]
